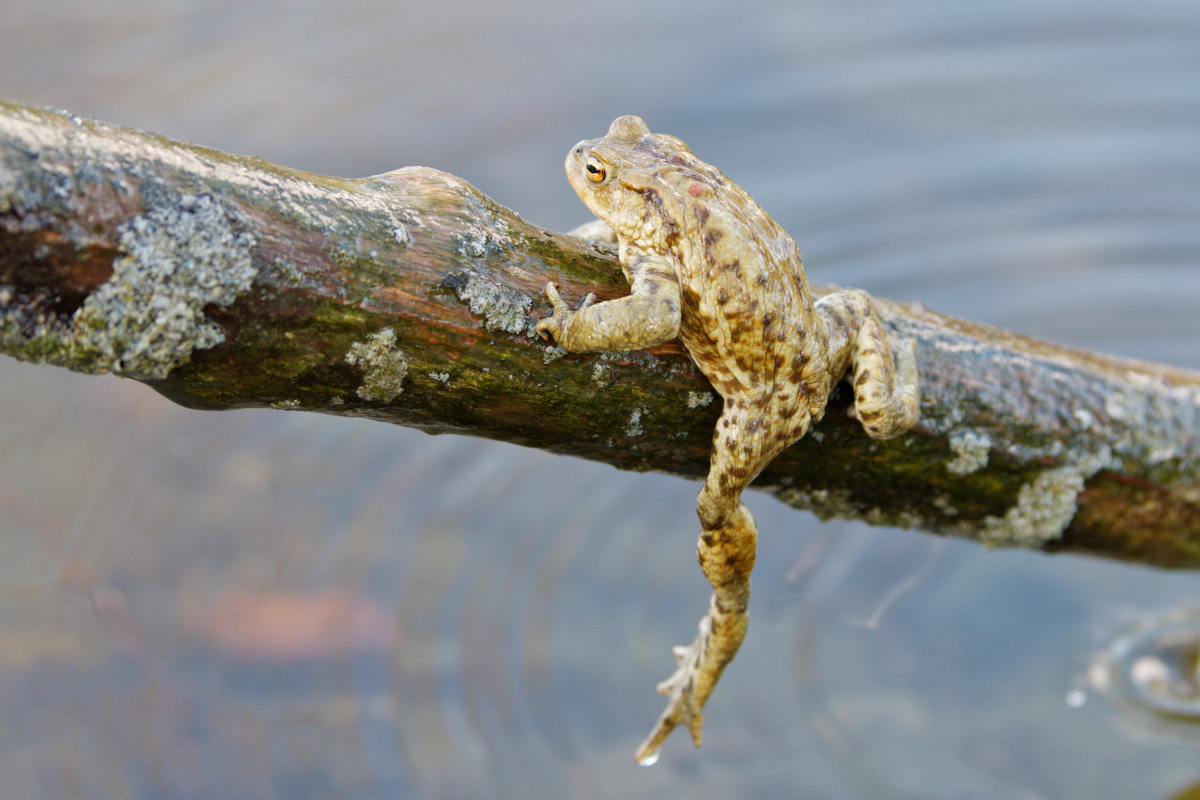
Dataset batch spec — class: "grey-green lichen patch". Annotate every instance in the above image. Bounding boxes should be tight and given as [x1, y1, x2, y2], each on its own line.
[269, 257, 305, 286]
[687, 390, 715, 409]
[270, 399, 301, 409]
[776, 486, 857, 522]
[542, 344, 567, 364]
[0, 193, 258, 379]
[0, 158, 16, 213]
[627, 407, 645, 438]
[775, 482, 925, 528]
[345, 327, 408, 402]
[445, 270, 531, 334]
[456, 228, 488, 258]
[971, 448, 1115, 548]
[591, 362, 612, 388]
[947, 429, 992, 475]
[599, 348, 661, 369]
[429, 371, 450, 383]
[930, 494, 959, 515]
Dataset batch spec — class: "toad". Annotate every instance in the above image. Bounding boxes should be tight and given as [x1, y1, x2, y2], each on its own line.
[536, 116, 920, 764]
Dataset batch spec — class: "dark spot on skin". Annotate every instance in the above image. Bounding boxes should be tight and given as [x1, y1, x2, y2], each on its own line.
[746, 420, 759, 432]
[647, 282, 659, 295]
[717, 291, 730, 305]
[762, 314, 774, 331]
[702, 228, 721, 246]
[696, 205, 710, 225]
[755, 273, 766, 285]
[858, 408, 883, 422]
[670, 153, 689, 167]
[774, 355, 786, 370]
[721, 418, 729, 428]
[638, 188, 679, 239]
[701, 531, 716, 543]
[856, 368, 872, 387]
[725, 437, 736, 449]
[780, 405, 797, 419]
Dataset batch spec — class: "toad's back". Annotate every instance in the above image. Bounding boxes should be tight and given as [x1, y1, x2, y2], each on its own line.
[660, 153, 833, 410]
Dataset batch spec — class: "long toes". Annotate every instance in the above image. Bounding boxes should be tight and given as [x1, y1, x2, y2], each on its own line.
[686, 710, 704, 747]
[534, 317, 557, 341]
[544, 282, 569, 312]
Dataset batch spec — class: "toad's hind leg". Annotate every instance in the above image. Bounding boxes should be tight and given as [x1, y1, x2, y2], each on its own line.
[818, 290, 920, 440]
[634, 403, 781, 765]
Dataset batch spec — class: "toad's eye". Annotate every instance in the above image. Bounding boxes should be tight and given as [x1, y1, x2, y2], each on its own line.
[585, 157, 607, 183]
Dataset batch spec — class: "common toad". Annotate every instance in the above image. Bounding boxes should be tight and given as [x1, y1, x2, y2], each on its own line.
[537, 116, 920, 763]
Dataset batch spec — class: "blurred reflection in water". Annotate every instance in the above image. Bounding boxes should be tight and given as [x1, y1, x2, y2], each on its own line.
[1, 0, 1200, 798]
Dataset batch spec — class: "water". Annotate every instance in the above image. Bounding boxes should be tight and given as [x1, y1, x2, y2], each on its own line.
[2, 0, 1200, 797]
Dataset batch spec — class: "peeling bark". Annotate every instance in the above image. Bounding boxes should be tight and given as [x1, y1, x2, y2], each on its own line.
[2, 100, 1199, 567]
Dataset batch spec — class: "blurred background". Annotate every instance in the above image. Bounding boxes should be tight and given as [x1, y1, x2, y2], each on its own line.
[2, 0, 1200, 797]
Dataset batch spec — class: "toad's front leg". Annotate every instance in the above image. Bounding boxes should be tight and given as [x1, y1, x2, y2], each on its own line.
[535, 255, 681, 353]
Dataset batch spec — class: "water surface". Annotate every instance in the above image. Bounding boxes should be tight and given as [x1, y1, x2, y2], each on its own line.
[2, 1, 1199, 797]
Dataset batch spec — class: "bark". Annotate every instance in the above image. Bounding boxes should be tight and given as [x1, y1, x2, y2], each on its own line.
[2, 99, 1198, 567]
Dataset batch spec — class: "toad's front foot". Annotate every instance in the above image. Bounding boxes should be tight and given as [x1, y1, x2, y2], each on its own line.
[634, 594, 748, 765]
[534, 282, 596, 345]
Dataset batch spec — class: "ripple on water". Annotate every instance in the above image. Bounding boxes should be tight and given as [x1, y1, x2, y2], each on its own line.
[1087, 607, 1200, 728]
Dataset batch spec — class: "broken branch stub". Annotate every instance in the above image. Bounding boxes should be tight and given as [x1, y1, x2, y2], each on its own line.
[1, 100, 1198, 566]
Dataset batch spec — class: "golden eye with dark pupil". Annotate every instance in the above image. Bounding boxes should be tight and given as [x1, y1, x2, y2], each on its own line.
[586, 159, 606, 183]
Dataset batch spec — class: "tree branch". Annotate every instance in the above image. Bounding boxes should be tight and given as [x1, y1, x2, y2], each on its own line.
[2, 99, 1198, 567]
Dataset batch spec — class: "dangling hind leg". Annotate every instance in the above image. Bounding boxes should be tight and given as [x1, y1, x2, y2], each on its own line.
[634, 405, 777, 764]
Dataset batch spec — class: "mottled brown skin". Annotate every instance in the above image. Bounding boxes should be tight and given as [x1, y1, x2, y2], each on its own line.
[537, 116, 920, 764]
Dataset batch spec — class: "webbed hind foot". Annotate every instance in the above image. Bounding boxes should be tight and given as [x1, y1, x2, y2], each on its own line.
[633, 593, 748, 765]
